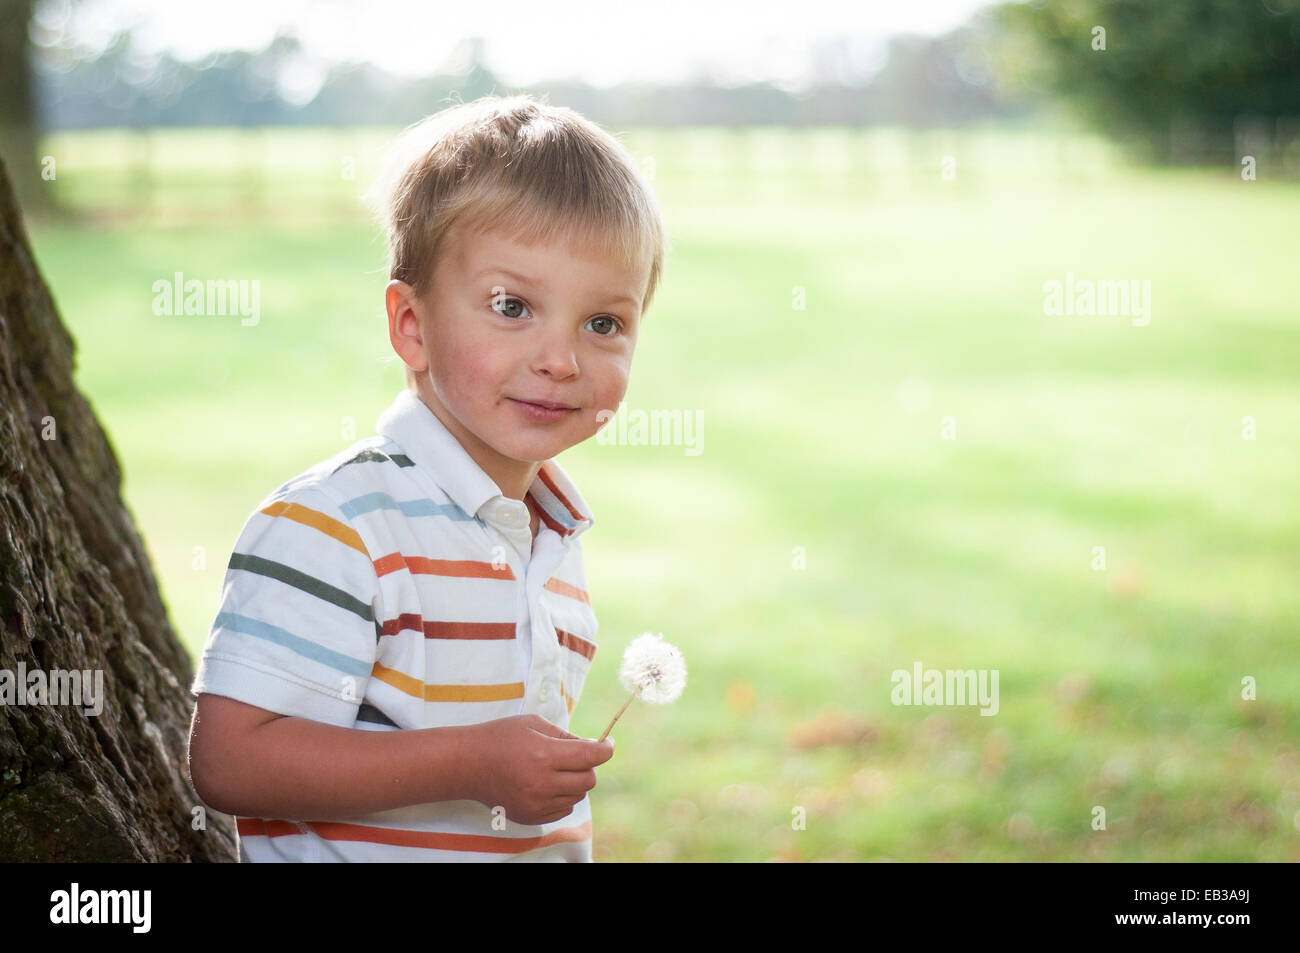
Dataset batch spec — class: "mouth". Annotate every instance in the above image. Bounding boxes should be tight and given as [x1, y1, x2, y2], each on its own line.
[507, 397, 580, 421]
[509, 397, 579, 411]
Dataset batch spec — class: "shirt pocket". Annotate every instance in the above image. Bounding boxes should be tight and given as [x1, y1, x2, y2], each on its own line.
[543, 592, 599, 717]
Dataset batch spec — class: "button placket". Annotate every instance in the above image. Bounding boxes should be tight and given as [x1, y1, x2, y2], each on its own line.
[526, 550, 564, 717]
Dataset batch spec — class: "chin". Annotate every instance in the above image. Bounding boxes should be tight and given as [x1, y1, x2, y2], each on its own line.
[497, 434, 571, 463]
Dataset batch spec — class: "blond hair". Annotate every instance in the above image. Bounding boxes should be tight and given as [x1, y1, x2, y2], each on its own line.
[364, 94, 669, 391]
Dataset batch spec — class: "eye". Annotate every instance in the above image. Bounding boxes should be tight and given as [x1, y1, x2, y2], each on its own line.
[587, 315, 622, 336]
[489, 293, 530, 320]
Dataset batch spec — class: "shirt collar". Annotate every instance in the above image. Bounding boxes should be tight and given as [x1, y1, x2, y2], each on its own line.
[374, 388, 594, 540]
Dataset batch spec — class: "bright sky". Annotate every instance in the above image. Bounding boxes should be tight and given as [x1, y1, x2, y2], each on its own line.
[38, 0, 993, 90]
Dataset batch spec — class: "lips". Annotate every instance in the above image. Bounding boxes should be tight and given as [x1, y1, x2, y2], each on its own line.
[511, 397, 578, 410]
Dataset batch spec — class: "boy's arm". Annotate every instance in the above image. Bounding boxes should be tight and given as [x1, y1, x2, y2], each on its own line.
[188, 693, 614, 824]
[189, 693, 475, 819]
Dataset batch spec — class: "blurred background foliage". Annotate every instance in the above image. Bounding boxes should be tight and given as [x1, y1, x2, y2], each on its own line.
[4, 0, 1300, 217]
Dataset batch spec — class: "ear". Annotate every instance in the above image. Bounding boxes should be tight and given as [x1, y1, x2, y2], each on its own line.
[386, 280, 429, 372]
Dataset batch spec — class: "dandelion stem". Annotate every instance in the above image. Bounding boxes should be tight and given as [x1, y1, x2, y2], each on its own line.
[598, 690, 637, 742]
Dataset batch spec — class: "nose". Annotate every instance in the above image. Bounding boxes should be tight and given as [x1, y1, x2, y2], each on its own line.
[532, 325, 580, 379]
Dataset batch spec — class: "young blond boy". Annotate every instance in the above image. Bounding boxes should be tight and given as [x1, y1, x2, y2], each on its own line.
[186, 94, 667, 861]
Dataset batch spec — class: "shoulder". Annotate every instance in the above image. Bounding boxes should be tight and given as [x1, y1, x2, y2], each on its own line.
[239, 436, 424, 564]
[259, 436, 414, 510]
[255, 434, 441, 532]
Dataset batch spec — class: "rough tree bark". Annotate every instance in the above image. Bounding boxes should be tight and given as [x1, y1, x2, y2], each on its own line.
[0, 153, 237, 861]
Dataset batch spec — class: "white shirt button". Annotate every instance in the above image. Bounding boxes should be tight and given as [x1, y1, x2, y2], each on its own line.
[538, 681, 550, 702]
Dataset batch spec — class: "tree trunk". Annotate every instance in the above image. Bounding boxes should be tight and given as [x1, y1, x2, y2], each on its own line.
[0, 153, 237, 861]
[0, 0, 54, 218]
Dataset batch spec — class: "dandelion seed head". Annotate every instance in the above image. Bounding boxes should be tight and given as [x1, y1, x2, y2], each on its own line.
[618, 632, 686, 704]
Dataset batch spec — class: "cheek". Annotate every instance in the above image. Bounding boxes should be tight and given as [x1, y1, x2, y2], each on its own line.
[436, 338, 507, 402]
[600, 351, 632, 391]
[593, 364, 631, 412]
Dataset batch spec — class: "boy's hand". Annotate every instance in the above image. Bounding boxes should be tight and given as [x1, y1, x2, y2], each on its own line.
[466, 714, 615, 826]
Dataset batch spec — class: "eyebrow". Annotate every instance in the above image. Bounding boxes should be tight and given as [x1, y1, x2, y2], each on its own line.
[476, 266, 640, 312]
[477, 266, 547, 291]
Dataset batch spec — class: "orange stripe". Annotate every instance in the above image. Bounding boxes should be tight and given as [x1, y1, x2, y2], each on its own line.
[556, 627, 596, 661]
[261, 501, 369, 557]
[378, 613, 425, 638]
[370, 661, 524, 702]
[240, 818, 591, 853]
[524, 492, 543, 528]
[539, 463, 587, 524]
[238, 817, 304, 837]
[424, 620, 517, 639]
[373, 553, 515, 580]
[545, 577, 590, 605]
[378, 615, 516, 640]
[561, 679, 576, 715]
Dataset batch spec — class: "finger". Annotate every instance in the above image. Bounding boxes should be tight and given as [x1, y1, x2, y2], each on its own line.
[535, 802, 577, 825]
[516, 811, 569, 827]
[550, 767, 599, 798]
[527, 717, 579, 741]
[547, 736, 615, 771]
[509, 799, 574, 826]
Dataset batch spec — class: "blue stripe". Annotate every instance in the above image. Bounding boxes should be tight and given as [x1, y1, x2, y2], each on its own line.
[534, 487, 576, 531]
[214, 611, 373, 678]
[338, 491, 471, 521]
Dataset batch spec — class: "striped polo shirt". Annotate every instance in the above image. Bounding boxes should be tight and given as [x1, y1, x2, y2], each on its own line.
[191, 387, 601, 861]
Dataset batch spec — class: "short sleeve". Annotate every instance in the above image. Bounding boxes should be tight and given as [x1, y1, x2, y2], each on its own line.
[191, 484, 381, 728]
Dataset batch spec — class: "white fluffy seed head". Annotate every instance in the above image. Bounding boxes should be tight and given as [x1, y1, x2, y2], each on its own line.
[618, 632, 686, 704]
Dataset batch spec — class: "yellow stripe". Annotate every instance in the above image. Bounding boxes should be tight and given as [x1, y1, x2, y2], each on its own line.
[371, 662, 524, 702]
[261, 500, 369, 557]
[561, 680, 575, 715]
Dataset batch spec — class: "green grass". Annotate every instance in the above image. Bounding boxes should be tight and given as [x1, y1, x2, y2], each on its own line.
[25, 125, 1300, 861]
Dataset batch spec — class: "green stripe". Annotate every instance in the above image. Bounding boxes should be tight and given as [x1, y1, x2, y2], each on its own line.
[331, 449, 415, 474]
[229, 552, 374, 622]
[356, 703, 400, 727]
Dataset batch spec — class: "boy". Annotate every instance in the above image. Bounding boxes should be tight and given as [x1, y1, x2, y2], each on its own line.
[186, 94, 668, 861]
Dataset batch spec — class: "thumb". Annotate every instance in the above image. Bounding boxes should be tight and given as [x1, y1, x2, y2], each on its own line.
[587, 735, 615, 765]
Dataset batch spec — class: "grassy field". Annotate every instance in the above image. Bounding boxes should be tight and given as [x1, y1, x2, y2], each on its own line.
[24, 125, 1300, 861]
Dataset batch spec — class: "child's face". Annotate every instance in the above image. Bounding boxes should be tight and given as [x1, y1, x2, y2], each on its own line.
[387, 222, 648, 497]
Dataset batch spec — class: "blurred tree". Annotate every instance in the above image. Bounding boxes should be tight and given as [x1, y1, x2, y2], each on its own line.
[993, 0, 1300, 163]
[0, 0, 53, 216]
[867, 13, 1031, 127]
[0, 155, 237, 861]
